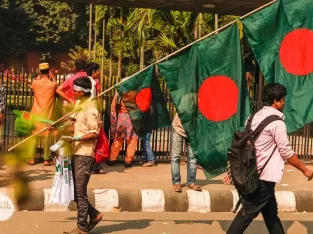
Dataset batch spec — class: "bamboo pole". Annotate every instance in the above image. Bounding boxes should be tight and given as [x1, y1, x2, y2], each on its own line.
[8, 86, 115, 152]
[8, 0, 277, 152]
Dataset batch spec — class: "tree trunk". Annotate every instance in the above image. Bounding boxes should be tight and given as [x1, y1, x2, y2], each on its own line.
[109, 27, 113, 78]
[198, 13, 202, 39]
[117, 52, 122, 79]
[101, 18, 106, 82]
[154, 50, 160, 76]
[88, 4, 93, 61]
[194, 16, 198, 40]
[117, 8, 124, 79]
[140, 45, 144, 70]
[93, 7, 97, 61]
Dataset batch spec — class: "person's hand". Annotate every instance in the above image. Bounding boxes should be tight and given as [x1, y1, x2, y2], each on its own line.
[46, 124, 54, 130]
[303, 169, 313, 181]
[223, 175, 232, 185]
[61, 135, 73, 142]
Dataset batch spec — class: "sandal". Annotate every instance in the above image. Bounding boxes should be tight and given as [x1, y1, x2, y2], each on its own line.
[63, 228, 88, 234]
[88, 212, 103, 231]
[44, 159, 54, 166]
[187, 183, 202, 191]
[173, 184, 182, 193]
[26, 159, 38, 165]
[142, 162, 156, 167]
[92, 169, 107, 174]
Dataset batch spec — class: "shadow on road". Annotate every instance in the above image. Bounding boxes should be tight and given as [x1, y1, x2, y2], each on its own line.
[93, 219, 153, 233]
[89, 219, 313, 234]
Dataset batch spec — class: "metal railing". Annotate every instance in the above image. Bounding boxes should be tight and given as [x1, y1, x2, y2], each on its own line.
[0, 71, 177, 162]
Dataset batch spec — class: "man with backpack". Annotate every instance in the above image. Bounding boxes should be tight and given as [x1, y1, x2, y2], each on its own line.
[226, 83, 313, 234]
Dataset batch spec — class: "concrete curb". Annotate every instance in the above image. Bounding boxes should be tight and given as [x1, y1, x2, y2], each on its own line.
[1, 188, 312, 212]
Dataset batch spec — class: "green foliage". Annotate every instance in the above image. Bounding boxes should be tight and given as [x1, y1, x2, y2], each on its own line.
[20, 0, 87, 49]
[0, 5, 32, 61]
[0, 0, 88, 62]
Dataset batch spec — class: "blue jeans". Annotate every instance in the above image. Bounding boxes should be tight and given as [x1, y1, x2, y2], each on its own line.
[142, 131, 155, 163]
[171, 129, 197, 185]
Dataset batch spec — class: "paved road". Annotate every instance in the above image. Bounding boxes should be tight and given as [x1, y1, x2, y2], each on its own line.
[1, 212, 313, 234]
[1, 162, 313, 192]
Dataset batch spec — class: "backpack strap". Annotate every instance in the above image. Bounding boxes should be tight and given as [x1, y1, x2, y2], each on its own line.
[245, 115, 254, 132]
[252, 115, 284, 175]
[259, 145, 277, 176]
[251, 115, 283, 140]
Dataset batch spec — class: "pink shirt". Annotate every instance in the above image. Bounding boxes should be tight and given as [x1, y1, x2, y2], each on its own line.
[62, 71, 87, 102]
[250, 106, 295, 183]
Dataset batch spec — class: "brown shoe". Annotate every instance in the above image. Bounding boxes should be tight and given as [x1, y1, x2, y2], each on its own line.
[63, 228, 88, 234]
[44, 159, 54, 166]
[187, 183, 202, 191]
[173, 184, 182, 193]
[142, 162, 156, 167]
[88, 212, 103, 231]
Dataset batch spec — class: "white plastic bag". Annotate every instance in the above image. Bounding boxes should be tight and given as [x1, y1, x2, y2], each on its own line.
[49, 157, 63, 204]
[49, 143, 74, 206]
[60, 157, 71, 206]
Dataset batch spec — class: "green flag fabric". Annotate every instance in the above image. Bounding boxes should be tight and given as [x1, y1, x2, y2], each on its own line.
[242, 0, 313, 133]
[13, 110, 54, 136]
[158, 24, 251, 179]
[115, 66, 171, 138]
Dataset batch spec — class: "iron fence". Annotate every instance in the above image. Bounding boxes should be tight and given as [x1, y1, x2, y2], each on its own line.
[0, 71, 177, 162]
[1, 69, 313, 162]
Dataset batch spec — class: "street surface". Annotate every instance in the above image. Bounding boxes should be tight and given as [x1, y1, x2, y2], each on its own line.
[1, 212, 313, 234]
[1, 163, 313, 192]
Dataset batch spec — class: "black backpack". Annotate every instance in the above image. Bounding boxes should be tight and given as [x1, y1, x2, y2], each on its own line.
[227, 114, 283, 213]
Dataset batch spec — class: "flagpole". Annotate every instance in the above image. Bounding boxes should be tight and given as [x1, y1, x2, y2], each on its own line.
[7, 0, 277, 152]
[157, 0, 277, 64]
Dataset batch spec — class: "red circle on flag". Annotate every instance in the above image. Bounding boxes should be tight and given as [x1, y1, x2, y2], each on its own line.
[135, 88, 152, 112]
[198, 76, 238, 122]
[279, 28, 313, 76]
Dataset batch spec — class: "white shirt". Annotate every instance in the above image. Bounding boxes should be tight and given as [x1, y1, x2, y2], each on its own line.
[89, 76, 97, 98]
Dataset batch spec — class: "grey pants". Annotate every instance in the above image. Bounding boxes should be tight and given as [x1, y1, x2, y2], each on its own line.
[72, 155, 99, 232]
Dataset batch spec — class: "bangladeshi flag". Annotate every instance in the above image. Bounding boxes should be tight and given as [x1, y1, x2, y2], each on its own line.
[158, 24, 251, 179]
[115, 65, 171, 138]
[243, 0, 313, 133]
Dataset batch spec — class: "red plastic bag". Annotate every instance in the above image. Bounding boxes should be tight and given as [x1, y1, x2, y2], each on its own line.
[95, 124, 110, 163]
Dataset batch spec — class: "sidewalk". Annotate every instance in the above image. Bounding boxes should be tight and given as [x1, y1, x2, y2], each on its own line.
[0, 162, 313, 212]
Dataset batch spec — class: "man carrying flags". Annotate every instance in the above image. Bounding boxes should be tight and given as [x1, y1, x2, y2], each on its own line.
[62, 77, 102, 234]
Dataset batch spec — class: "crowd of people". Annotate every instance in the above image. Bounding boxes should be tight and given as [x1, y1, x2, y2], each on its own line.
[2, 59, 311, 234]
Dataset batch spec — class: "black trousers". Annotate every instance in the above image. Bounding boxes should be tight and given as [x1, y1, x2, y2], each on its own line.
[227, 180, 285, 234]
[92, 163, 102, 172]
[72, 155, 99, 232]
